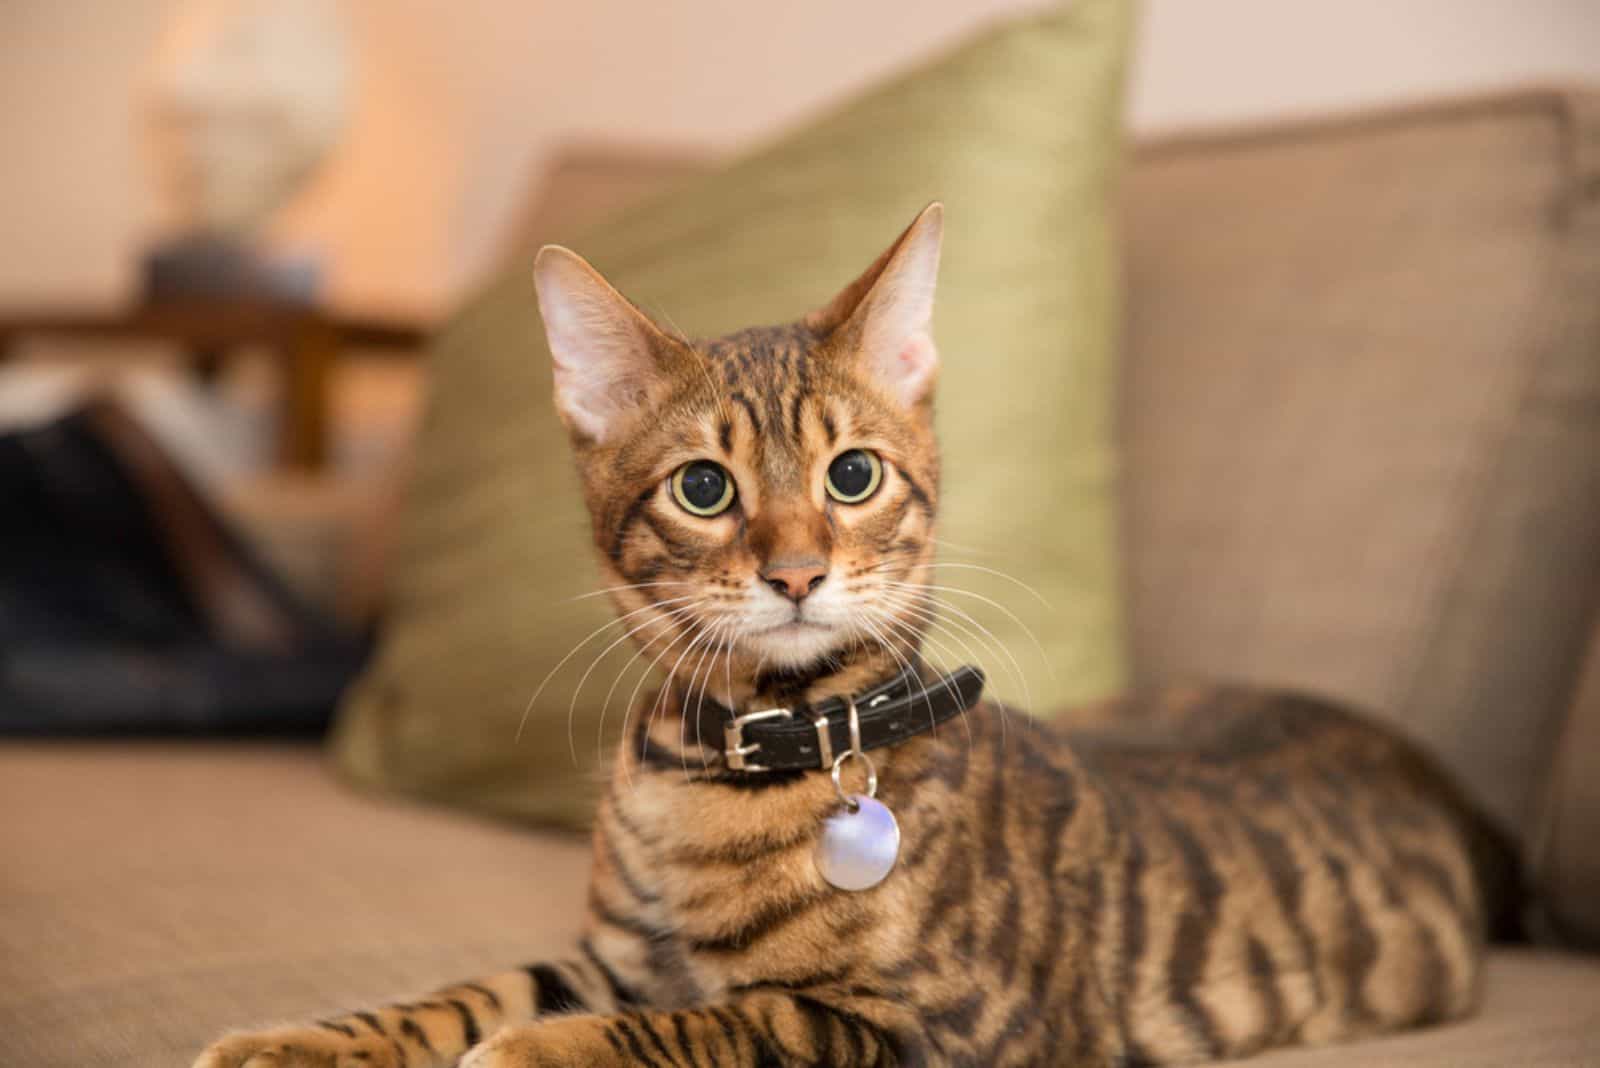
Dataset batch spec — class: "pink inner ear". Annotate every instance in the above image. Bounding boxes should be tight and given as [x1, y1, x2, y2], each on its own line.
[899, 334, 934, 371]
[887, 332, 938, 404]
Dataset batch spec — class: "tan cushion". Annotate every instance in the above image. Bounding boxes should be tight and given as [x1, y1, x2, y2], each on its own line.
[0, 744, 590, 1067]
[332, 0, 1136, 830]
[3, 744, 1597, 1067]
[1120, 89, 1600, 839]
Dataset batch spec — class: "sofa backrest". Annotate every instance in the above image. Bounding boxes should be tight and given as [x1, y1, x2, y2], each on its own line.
[1119, 89, 1600, 855]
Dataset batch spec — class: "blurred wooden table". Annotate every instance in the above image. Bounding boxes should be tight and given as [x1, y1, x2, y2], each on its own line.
[0, 300, 429, 470]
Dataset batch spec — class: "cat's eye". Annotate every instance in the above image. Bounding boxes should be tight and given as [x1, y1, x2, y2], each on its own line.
[825, 449, 882, 504]
[671, 460, 736, 517]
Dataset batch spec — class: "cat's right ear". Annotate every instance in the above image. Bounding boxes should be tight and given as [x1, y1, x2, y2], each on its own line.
[806, 203, 943, 409]
[533, 246, 673, 443]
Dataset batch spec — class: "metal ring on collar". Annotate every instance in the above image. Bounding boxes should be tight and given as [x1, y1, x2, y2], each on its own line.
[845, 696, 862, 755]
[830, 749, 878, 810]
[831, 698, 874, 809]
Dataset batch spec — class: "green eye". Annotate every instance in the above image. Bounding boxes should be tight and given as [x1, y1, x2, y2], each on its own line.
[671, 460, 736, 517]
[825, 449, 882, 504]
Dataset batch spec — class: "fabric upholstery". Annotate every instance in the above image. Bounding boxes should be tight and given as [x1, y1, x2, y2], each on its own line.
[333, 0, 1135, 829]
[3, 744, 1597, 1068]
[1119, 90, 1600, 840]
[0, 744, 591, 1068]
[1537, 613, 1600, 947]
[1529, 93, 1600, 949]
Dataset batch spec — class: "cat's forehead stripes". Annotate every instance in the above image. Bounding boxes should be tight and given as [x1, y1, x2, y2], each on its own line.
[700, 323, 820, 392]
[694, 323, 844, 492]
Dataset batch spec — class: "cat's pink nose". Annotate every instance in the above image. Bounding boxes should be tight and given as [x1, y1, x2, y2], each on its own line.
[762, 561, 828, 603]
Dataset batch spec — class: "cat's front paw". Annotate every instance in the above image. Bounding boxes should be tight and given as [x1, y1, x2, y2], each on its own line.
[192, 1026, 401, 1068]
[461, 1017, 622, 1068]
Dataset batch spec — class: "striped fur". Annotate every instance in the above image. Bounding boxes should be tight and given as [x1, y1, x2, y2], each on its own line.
[195, 209, 1514, 1066]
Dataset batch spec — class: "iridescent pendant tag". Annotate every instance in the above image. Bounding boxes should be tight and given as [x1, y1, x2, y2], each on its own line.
[814, 700, 900, 891]
[817, 792, 900, 891]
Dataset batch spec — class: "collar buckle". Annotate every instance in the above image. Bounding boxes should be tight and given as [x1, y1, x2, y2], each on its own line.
[723, 706, 793, 771]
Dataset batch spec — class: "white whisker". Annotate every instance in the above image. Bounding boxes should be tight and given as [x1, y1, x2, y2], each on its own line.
[854, 608, 969, 747]
[874, 587, 1008, 676]
[882, 579, 1056, 691]
[873, 600, 1013, 746]
[571, 601, 701, 764]
[612, 618, 703, 786]
[518, 595, 695, 745]
[915, 561, 1053, 610]
[636, 621, 720, 784]
[594, 612, 695, 761]
[866, 608, 980, 745]
[929, 536, 986, 554]
[679, 619, 729, 781]
[567, 580, 691, 603]
[873, 586, 1030, 726]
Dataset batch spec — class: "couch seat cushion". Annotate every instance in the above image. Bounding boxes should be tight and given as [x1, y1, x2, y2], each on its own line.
[0, 743, 587, 1067]
[3, 744, 1598, 1067]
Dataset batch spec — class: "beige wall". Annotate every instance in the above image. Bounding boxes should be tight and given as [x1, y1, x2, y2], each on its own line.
[3, 0, 1598, 319]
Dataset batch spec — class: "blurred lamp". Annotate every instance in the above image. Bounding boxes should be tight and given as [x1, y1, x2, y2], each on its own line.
[145, 0, 350, 303]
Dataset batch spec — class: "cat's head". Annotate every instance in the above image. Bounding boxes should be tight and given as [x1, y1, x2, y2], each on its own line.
[533, 204, 943, 685]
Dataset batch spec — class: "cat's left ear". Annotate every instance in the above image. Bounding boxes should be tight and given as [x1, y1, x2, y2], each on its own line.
[808, 202, 943, 408]
[533, 245, 677, 444]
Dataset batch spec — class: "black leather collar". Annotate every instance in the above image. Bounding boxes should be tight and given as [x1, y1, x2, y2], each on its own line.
[717, 665, 986, 773]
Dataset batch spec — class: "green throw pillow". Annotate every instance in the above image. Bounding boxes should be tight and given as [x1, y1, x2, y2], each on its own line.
[333, 0, 1134, 828]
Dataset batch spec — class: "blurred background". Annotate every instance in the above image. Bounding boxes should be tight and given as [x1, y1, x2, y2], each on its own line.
[7, 1, 1600, 315]
[4, 4, 1598, 630]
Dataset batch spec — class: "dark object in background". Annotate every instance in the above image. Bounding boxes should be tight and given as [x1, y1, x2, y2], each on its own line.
[143, 236, 321, 305]
[0, 398, 367, 734]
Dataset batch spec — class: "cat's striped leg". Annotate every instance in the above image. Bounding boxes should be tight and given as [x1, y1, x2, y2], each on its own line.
[192, 952, 638, 1068]
[460, 988, 914, 1068]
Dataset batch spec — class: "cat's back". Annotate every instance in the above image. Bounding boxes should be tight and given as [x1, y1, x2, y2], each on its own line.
[1058, 686, 1442, 792]
[1057, 686, 1511, 871]
[1057, 682, 1391, 751]
[1039, 685, 1519, 1063]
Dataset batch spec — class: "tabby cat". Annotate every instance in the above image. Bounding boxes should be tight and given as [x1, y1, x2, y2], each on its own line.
[196, 204, 1516, 1067]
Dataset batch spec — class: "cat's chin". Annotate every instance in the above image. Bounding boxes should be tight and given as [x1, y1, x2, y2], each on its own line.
[741, 621, 846, 670]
